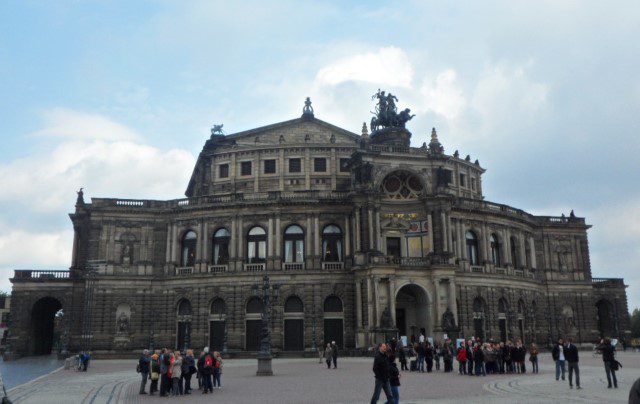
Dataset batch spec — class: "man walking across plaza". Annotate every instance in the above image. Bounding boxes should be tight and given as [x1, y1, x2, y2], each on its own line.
[564, 338, 581, 389]
[371, 343, 394, 404]
[331, 341, 339, 369]
[138, 349, 150, 394]
[552, 338, 566, 381]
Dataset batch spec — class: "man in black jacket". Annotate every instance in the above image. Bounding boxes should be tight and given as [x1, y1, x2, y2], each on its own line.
[138, 349, 150, 394]
[564, 338, 580, 389]
[597, 338, 618, 388]
[371, 343, 393, 404]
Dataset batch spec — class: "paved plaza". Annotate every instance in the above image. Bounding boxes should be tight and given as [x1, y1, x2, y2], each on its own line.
[4, 352, 640, 403]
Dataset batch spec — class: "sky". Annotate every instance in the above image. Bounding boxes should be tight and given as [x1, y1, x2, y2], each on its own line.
[0, 1, 639, 309]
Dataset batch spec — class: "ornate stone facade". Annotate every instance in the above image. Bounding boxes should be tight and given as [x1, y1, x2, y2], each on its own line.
[7, 98, 630, 357]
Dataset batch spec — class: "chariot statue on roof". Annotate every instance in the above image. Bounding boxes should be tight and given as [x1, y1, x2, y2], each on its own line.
[370, 89, 414, 131]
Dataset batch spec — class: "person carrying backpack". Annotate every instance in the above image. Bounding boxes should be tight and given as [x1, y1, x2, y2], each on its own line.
[200, 347, 214, 394]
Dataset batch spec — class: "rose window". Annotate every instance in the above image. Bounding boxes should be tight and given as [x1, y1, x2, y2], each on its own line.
[381, 171, 424, 199]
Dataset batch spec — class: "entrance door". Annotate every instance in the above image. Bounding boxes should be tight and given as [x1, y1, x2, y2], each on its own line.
[395, 308, 407, 336]
[499, 319, 507, 342]
[323, 319, 343, 348]
[246, 320, 262, 351]
[177, 322, 191, 350]
[209, 321, 225, 351]
[474, 318, 485, 341]
[284, 319, 304, 351]
[387, 237, 401, 259]
[31, 297, 62, 355]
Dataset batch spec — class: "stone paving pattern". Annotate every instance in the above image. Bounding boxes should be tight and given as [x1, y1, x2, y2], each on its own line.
[5, 352, 640, 403]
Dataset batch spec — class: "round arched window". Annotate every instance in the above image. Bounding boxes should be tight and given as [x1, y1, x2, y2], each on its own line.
[381, 171, 424, 199]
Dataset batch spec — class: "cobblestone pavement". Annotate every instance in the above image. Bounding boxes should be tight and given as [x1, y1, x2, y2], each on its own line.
[6, 352, 640, 403]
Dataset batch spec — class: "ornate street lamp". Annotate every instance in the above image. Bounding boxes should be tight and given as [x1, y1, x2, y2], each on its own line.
[222, 306, 229, 355]
[545, 311, 552, 349]
[256, 274, 280, 376]
[311, 309, 317, 352]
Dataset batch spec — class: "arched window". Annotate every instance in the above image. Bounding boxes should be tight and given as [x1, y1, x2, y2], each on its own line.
[246, 226, 266, 263]
[284, 296, 304, 313]
[510, 236, 518, 267]
[284, 225, 304, 263]
[181, 231, 197, 267]
[246, 297, 264, 314]
[490, 234, 501, 266]
[466, 231, 479, 265]
[210, 298, 226, 315]
[323, 295, 343, 312]
[322, 225, 343, 262]
[212, 228, 230, 265]
[177, 299, 192, 316]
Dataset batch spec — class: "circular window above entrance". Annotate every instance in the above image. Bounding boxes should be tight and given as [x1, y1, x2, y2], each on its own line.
[381, 171, 424, 199]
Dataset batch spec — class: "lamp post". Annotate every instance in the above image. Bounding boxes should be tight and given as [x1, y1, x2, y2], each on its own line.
[311, 310, 317, 352]
[256, 274, 280, 376]
[545, 311, 552, 349]
[222, 306, 228, 355]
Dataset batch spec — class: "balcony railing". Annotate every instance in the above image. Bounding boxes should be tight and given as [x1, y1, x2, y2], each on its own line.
[592, 278, 625, 287]
[13, 270, 71, 280]
[470, 265, 485, 273]
[208, 265, 228, 273]
[453, 198, 586, 225]
[244, 263, 265, 272]
[322, 262, 343, 270]
[175, 266, 194, 275]
[283, 262, 305, 271]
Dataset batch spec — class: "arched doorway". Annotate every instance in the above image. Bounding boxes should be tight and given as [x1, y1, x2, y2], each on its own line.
[395, 284, 429, 342]
[176, 299, 192, 350]
[284, 296, 304, 351]
[596, 299, 615, 337]
[209, 298, 226, 351]
[31, 297, 62, 355]
[245, 297, 263, 351]
[323, 295, 344, 348]
[472, 297, 486, 341]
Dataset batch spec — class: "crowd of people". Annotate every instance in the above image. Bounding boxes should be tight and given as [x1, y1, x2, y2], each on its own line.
[137, 347, 223, 396]
[370, 335, 624, 403]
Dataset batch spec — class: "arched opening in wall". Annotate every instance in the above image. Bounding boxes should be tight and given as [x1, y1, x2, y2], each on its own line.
[472, 297, 486, 341]
[246, 227, 267, 263]
[380, 170, 424, 200]
[466, 231, 479, 266]
[322, 225, 343, 263]
[395, 284, 429, 343]
[284, 225, 305, 263]
[181, 231, 197, 267]
[30, 297, 62, 355]
[596, 299, 615, 337]
[176, 299, 192, 350]
[490, 234, 502, 267]
[517, 299, 526, 342]
[283, 296, 304, 351]
[209, 298, 226, 351]
[245, 297, 264, 351]
[498, 298, 509, 342]
[212, 228, 230, 265]
[323, 295, 344, 348]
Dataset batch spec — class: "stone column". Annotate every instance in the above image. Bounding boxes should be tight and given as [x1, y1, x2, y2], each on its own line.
[202, 221, 209, 268]
[196, 221, 204, 261]
[314, 216, 320, 259]
[306, 216, 312, 262]
[373, 277, 381, 327]
[427, 213, 434, 253]
[275, 216, 281, 260]
[230, 216, 237, 262]
[278, 149, 285, 191]
[366, 277, 373, 330]
[375, 208, 381, 251]
[368, 207, 374, 250]
[448, 279, 458, 324]
[502, 228, 509, 267]
[344, 215, 351, 257]
[447, 214, 454, 255]
[458, 220, 466, 260]
[165, 223, 172, 263]
[388, 276, 396, 326]
[355, 208, 361, 252]
[267, 218, 274, 257]
[441, 211, 448, 252]
[482, 223, 490, 263]
[355, 280, 363, 330]
[529, 236, 537, 269]
[171, 223, 178, 263]
[237, 216, 244, 262]
[434, 277, 442, 329]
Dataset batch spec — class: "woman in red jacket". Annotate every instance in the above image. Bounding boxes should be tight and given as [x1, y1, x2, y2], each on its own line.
[457, 344, 468, 375]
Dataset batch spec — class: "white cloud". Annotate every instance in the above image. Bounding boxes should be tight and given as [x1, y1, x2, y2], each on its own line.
[417, 69, 466, 120]
[314, 46, 414, 88]
[32, 108, 142, 141]
[0, 110, 196, 212]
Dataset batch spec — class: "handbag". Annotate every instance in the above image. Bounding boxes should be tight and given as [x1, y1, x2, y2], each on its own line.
[611, 360, 621, 371]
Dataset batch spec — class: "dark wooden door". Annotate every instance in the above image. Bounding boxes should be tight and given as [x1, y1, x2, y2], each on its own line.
[246, 320, 262, 351]
[177, 322, 190, 350]
[210, 321, 225, 351]
[395, 308, 406, 336]
[323, 319, 343, 348]
[284, 319, 304, 351]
